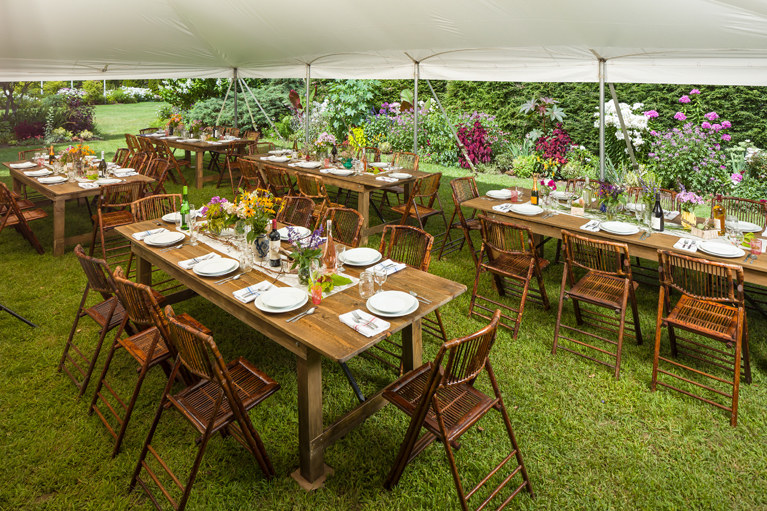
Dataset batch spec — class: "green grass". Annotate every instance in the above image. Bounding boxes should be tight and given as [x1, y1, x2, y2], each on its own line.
[1, 104, 766, 510]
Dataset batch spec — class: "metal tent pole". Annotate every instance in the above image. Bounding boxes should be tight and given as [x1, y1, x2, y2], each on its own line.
[599, 59, 606, 181]
[305, 64, 311, 151]
[239, 78, 284, 140]
[215, 78, 233, 127]
[233, 68, 238, 130]
[413, 62, 419, 155]
[608, 83, 639, 171]
[425, 79, 476, 173]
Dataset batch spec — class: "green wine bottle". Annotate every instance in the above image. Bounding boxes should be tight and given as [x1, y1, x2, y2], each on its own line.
[180, 185, 190, 231]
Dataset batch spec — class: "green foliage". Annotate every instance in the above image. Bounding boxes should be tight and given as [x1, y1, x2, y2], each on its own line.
[510, 154, 538, 178]
[157, 78, 225, 109]
[81, 80, 105, 104]
[42, 81, 67, 95]
[323, 80, 381, 139]
[186, 93, 256, 130]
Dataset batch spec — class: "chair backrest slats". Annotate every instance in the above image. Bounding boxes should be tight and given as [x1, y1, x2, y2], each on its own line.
[276, 196, 315, 229]
[321, 207, 364, 248]
[658, 250, 744, 304]
[131, 194, 181, 222]
[392, 152, 419, 172]
[379, 225, 433, 271]
[74, 244, 116, 298]
[440, 310, 501, 387]
[563, 230, 630, 277]
[479, 215, 533, 257]
[113, 267, 167, 333]
[713, 195, 767, 229]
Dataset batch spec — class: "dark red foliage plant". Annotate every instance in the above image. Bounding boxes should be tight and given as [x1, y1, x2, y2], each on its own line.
[535, 123, 572, 166]
[457, 120, 492, 169]
[14, 121, 44, 140]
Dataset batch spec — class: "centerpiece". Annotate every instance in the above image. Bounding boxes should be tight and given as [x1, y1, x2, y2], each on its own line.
[597, 182, 627, 220]
[60, 143, 95, 178]
[675, 189, 705, 230]
[286, 226, 326, 285]
[314, 132, 337, 159]
[166, 114, 183, 135]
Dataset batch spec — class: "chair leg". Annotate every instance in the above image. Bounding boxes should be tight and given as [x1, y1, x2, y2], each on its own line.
[613, 282, 630, 380]
[111, 354, 154, 457]
[58, 289, 89, 375]
[551, 268, 569, 355]
[628, 286, 643, 345]
[436, 412, 470, 511]
[468, 257, 484, 320]
[650, 289, 666, 392]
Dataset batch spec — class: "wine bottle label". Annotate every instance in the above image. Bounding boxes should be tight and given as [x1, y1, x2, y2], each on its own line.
[269, 241, 280, 264]
[652, 216, 661, 230]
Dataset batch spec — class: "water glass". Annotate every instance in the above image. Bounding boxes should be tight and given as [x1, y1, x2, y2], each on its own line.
[188, 207, 198, 246]
[335, 245, 346, 273]
[237, 236, 253, 271]
[359, 270, 376, 300]
[750, 239, 762, 256]
[373, 268, 387, 293]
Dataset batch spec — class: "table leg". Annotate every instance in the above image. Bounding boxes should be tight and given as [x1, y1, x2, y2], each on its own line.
[358, 190, 371, 245]
[293, 349, 328, 489]
[136, 253, 152, 285]
[401, 318, 423, 372]
[195, 149, 204, 189]
[12, 176, 22, 195]
[52, 199, 66, 256]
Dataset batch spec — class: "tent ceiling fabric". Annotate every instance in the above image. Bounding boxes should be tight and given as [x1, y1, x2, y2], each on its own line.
[2, 0, 767, 84]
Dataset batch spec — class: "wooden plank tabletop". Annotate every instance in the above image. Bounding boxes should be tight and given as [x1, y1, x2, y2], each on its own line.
[116, 220, 467, 363]
[464, 195, 767, 287]
[139, 134, 247, 152]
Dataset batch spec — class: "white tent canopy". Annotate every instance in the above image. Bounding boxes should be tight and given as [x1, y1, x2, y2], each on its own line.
[3, 0, 767, 85]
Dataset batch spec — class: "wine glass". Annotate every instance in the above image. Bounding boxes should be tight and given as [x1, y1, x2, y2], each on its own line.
[359, 271, 376, 299]
[335, 245, 346, 273]
[373, 268, 387, 293]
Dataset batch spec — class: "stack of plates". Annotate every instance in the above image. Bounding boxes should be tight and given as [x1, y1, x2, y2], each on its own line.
[698, 241, 746, 258]
[24, 169, 52, 177]
[390, 172, 412, 179]
[278, 225, 311, 241]
[95, 178, 122, 185]
[38, 176, 67, 184]
[486, 189, 512, 200]
[366, 290, 419, 318]
[550, 190, 575, 200]
[509, 203, 543, 216]
[329, 168, 354, 176]
[144, 231, 186, 247]
[193, 258, 240, 277]
[255, 287, 308, 313]
[599, 221, 640, 236]
[161, 212, 181, 223]
[269, 149, 291, 155]
[340, 247, 382, 266]
[295, 161, 321, 169]
[737, 220, 762, 233]
[370, 162, 389, 169]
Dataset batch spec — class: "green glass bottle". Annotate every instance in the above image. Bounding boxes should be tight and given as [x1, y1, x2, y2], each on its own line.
[180, 185, 190, 230]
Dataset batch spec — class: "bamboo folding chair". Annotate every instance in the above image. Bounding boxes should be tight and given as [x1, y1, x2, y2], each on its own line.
[236, 157, 264, 192]
[129, 305, 279, 511]
[296, 173, 342, 228]
[651, 251, 751, 427]
[392, 172, 450, 240]
[15, 149, 49, 203]
[552, 230, 643, 379]
[275, 196, 315, 229]
[143, 158, 172, 195]
[320, 207, 364, 248]
[88, 181, 145, 267]
[155, 138, 189, 186]
[437, 175, 482, 264]
[383, 310, 534, 510]
[0, 182, 47, 254]
[262, 164, 294, 197]
[139, 127, 158, 134]
[379, 151, 419, 209]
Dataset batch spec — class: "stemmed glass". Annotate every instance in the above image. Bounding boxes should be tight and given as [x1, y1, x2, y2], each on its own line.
[373, 268, 387, 293]
[335, 245, 346, 273]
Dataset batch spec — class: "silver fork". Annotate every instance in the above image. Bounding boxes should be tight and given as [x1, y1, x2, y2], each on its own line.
[743, 254, 752, 263]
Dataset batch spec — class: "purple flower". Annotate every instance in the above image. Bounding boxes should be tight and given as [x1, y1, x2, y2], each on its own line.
[674, 112, 687, 121]
[678, 95, 691, 104]
[722, 134, 732, 142]
[705, 111, 719, 121]
[721, 120, 732, 128]
[731, 173, 743, 184]
[690, 89, 701, 95]
[643, 110, 659, 118]
[701, 121, 712, 129]
[712, 123, 722, 132]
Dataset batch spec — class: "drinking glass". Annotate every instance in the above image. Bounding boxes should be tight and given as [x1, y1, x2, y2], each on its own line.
[174, 211, 183, 231]
[373, 268, 387, 293]
[358, 270, 376, 300]
[725, 215, 739, 234]
[188, 207, 198, 246]
[335, 245, 346, 273]
[750, 239, 762, 256]
[237, 235, 252, 271]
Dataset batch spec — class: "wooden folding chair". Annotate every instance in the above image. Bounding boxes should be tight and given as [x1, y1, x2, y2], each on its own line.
[15, 149, 50, 203]
[236, 157, 264, 192]
[296, 173, 342, 227]
[275, 195, 315, 229]
[392, 172, 450, 241]
[58, 245, 128, 397]
[88, 181, 145, 267]
[320, 207, 363, 248]
[113, 148, 132, 168]
[129, 306, 279, 510]
[143, 158, 171, 194]
[139, 127, 158, 134]
[251, 141, 276, 155]
[155, 138, 189, 186]
[379, 151, 419, 209]
[383, 309, 534, 509]
[651, 251, 751, 426]
[552, 230, 643, 379]
[437, 175, 481, 264]
[0, 182, 47, 254]
[218, 144, 245, 194]
[470, 215, 550, 338]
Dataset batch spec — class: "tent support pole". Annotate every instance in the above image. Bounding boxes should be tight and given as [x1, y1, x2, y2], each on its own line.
[413, 62, 419, 155]
[233, 68, 238, 130]
[237, 78, 258, 136]
[608, 83, 639, 171]
[598, 59, 606, 181]
[239, 78, 284, 140]
[305, 64, 311, 151]
[425, 79, 476, 173]
[216, 79, 234, 127]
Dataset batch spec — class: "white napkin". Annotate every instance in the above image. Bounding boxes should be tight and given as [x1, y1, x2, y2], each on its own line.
[113, 171, 138, 177]
[178, 252, 219, 270]
[319, 168, 332, 174]
[492, 203, 514, 213]
[78, 182, 99, 189]
[132, 228, 166, 241]
[10, 162, 38, 169]
[580, 220, 601, 232]
[664, 211, 679, 221]
[233, 281, 274, 304]
[673, 238, 698, 253]
[372, 259, 406, 276]
[339, 310, 391, 338]
[23, 169, 51, 176]
[376, 176, 399, 183]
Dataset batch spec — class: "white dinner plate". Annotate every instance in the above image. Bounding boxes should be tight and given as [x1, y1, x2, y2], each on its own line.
[268, 156, 289, 162]
[370, 162, 389, 168]
[486, 189, 512, 200]
[329, 168, 355, 176]
[550, 190, 575, 200]
[261, 287, 307, 309]
[268, 149, 290, 155]
[255, 290, 308, 314]
[278, 225, 311, 241]
[509, 203, 543, 216]
[389, 172, 412, 179]
[161, 212, 181, 223]
[698, 241, 746, 258]
[144, 231, 186, 247]
[367, 296, 420, 318]
[295, 161, 321, 169]
[95, 178, 122, 185]
[341, 247, 382, 266]
[24, 169, 52, 177]
[38, 176, 67, 184]
[599, 221, 640, 236]
[368, 291, 418, 314]
[193, 258, 240, 276]
[738, 221, 762, 233]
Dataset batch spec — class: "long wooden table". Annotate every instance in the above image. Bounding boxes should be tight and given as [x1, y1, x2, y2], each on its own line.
[464, 195, 767, 287]
[139, 134, 247, 189]
[248, 155, 427, 245]
[4, 163, 154, 256]
[116, 220, 466, 488]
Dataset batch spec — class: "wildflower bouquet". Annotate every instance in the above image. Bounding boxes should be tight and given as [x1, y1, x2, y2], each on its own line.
[597, 182, 627, 211]
[166, 114, 183, 129]
[675, 189, 705, 213]
[60, 143, 94, 164]
[314, 132, 337, 151]
[286, 226, 326, 285]
[233, 189, 282, 242]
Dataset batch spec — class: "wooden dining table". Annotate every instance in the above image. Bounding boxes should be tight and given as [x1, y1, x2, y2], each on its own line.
[247, 155, 428, 245]
[4, 163, 154, 256]
[115, 219, 466, 489]
[139, 134, 248, 189]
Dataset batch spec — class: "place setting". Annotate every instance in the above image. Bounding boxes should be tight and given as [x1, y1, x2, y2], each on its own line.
[255, 286, 309, 314]
[338, 247, 382, 267]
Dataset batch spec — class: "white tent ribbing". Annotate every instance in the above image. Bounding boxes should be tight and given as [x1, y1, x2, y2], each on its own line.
[3, 0, 767, 85]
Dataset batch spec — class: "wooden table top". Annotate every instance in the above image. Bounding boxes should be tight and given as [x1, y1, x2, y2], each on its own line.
[464, 195, 767, 287]
[5, 163, 155, 200]
[139, 134, 248, 151]
[245, 153, 428, 191]
[116, 220, 467, 363]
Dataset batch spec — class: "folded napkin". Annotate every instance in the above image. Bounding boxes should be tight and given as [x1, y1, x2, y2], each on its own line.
[320, 168, 332, 174]
[233, 281, 274, 304]
[372, 259, 406, 276]
[113, 171, 138, 177]
[664, 211, 679, 221]
[376, 176, 399, 183]
[78, 182, 99, 189]
[10, 162, 38, 169]
[132, 228, 166, 241]
[580, 220, 601, 232]
[24, 169, 52, 176]
[673, 238, 699, 253]
[491, 203, 514, 213]
[178, 252, 219, 270]
[339, 310, 391, 338]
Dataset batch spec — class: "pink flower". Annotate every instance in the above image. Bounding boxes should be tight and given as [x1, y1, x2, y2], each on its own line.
[643, 110, 659, 118]
[721, 120, 732, 128]
[674, 112, 687, 121]
[690, 89, 701, 94]
[678, 95, 691, 104]
[730, 173, 743, 184]
[712, 123, 722, 132]
[722, 134, 732, 141]
[705, 111, 719, 121]
[701, 121, 712, 129]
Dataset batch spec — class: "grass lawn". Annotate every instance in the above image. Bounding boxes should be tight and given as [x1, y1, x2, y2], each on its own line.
[0, 103, 766, 510]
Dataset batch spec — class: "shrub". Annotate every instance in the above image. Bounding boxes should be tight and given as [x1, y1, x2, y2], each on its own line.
[14, 121, 44, 140]
[535, 124, 572, 166]
[510, 154, 538, 178]
[50, 127, 73, 142]
[77, 130, 96, 141]
[82, 80, 105, 104]
[0, 121, 15, 145]
[457, 120, 492, 169]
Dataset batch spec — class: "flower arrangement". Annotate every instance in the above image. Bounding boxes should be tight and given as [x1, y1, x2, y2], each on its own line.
[597, 182, 627, 212]
[314, 132, 337, 151]
[286, 226, 326, 285]
[540, 177, 557, 192]
[200, 196, 233, 234]
[200, 190, 282, 242]
[167, 114, 183, 129]
[675, 189, 705, 212]
[60, 143, 94, 164]
[188, 119, 202, 137]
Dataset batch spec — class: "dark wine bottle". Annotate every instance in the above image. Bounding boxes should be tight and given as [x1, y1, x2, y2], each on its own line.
[331, 143, 338, 163]
[98, 151, 107, 178]
[652, 192, 664, 232]
[269, 219, 281, 268]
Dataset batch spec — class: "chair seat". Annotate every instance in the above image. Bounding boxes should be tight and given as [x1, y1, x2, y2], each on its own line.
[4, 208, 47, 226]
[93, 210, 134, 228]
[171, 156, 191, 166]
[384, 362, 496, 442]
[391, 203, 440, 219]
[118, 327, 170, 366]
[665, 295, 739, 340]
[483, 253, 549, 277]
[85, 296, 128, 330]
[168, 356, 280, 435]
[568, 271, 638, 309]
